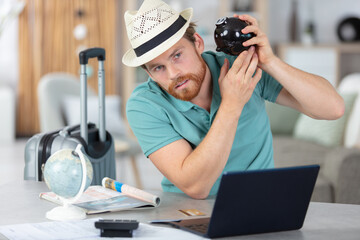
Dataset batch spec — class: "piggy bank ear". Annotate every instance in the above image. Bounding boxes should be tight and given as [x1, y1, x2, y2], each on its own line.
[216, 17, 228, 26]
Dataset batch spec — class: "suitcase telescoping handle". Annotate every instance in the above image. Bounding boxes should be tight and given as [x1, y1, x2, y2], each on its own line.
[79, 48, 106, 144]
[79, 48, 105, 65]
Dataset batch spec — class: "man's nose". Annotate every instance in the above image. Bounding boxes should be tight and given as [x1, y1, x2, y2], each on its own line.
[167, 65, 181, 80]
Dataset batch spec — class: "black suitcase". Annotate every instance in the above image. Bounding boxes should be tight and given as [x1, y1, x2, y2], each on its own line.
[24, 48, 116, 185]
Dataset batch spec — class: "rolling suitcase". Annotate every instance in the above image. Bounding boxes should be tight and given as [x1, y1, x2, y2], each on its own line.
[24, 48, 116, 185]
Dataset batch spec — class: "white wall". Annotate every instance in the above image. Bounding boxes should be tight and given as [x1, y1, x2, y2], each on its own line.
[267, 0, 360, 44]
[184, 0, 360, 44]
[165, 0, 360, 47]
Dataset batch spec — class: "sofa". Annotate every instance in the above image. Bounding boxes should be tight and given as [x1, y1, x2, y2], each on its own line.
[266, 73, 360, 204]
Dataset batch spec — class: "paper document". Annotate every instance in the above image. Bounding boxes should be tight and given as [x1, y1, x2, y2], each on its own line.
[0, 218, 204, 240]
[0, 218, 99, 240]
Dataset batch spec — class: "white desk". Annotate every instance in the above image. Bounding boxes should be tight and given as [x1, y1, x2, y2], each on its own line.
[1, 181, 360, 239]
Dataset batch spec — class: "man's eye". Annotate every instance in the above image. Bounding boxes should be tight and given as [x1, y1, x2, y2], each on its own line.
[154, 66, 163, 72]
[174, 52, 181, 59]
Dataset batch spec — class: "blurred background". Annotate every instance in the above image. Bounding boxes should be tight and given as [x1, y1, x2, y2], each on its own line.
[0, 0, 360, 199]
[0, 0, 359, 137]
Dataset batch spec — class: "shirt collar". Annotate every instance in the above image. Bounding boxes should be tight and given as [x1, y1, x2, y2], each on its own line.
[148, 79, 195, 112]
[202, 51, 222, 116]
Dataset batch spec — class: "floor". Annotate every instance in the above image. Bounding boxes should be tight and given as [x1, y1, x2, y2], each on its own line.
[0, 138, 163, 190]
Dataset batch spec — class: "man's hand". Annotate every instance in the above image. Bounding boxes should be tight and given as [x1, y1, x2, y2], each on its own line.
[236, 14, 275, 69]
[218, 46, 262, 117]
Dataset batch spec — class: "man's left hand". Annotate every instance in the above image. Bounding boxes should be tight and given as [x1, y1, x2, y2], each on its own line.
[236, 14, 275, 69]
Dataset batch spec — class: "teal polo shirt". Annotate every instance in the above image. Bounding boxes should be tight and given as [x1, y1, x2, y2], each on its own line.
[126, 51, 283, 195]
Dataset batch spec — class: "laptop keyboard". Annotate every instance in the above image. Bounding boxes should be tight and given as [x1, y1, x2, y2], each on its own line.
[184, 223, 209, 233]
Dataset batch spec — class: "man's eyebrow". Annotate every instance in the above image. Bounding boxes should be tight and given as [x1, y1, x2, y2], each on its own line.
[148, 46, 184, 70]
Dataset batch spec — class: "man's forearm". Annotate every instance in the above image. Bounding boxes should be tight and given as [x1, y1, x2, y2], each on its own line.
[178, 103, 242, 199]
[263, 56, 344, 120]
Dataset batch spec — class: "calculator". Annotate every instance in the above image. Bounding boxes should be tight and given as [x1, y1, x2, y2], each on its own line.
[95, 219, 139, 237]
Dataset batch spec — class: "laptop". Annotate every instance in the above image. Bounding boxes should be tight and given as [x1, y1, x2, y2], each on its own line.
[168, 165, 319, 238]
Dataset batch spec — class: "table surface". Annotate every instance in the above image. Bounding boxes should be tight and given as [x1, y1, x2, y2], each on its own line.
[1, 181, 360, 239]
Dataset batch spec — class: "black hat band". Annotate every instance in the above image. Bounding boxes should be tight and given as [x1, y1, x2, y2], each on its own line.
[134, 15, 187, 57]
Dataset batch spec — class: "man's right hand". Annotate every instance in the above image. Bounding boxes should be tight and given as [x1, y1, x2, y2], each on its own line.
[218, 46, 262, 117]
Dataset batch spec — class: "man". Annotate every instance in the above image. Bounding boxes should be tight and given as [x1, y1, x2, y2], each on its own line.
[123, 0, 344, 199]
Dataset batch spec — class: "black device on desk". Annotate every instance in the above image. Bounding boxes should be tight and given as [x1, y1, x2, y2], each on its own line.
[168, 165, 320, 238]
[95, 219, 139, 237]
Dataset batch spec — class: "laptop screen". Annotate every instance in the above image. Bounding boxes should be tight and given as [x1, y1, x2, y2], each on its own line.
[206, 165, 319, 238]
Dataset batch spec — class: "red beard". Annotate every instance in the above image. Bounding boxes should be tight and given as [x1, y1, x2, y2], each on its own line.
[168, 57, 206, 101]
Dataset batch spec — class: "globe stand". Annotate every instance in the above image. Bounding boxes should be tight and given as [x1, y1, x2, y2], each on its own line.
[46, 145, 89, 221]
[46, 204, 86, 221]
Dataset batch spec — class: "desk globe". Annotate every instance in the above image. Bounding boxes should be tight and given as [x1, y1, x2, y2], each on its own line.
[43, 144, 93, 220]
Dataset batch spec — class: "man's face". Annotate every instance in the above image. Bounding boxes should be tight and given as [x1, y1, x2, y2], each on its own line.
[145, 37, 207, 101]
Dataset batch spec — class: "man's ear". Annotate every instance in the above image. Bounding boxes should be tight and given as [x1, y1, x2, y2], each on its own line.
[193, 32, 205, 54]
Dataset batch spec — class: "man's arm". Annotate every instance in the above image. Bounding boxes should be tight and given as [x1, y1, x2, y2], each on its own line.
[239, 14, 344, 120]
[264, 59, 344, 120]
[149, 47, 262, 199]
[148, 105, 240, 199]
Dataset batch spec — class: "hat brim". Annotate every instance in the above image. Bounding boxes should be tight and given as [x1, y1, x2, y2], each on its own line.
[122, 8, 193, 67]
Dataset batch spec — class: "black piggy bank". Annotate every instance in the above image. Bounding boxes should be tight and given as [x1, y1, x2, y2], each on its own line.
[214, 17, 255, 56]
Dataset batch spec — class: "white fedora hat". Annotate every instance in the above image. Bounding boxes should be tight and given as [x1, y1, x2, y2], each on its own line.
[122, 0, 193, 67]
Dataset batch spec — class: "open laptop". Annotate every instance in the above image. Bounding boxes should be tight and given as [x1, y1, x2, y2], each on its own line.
[168, 165, 319, 238]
